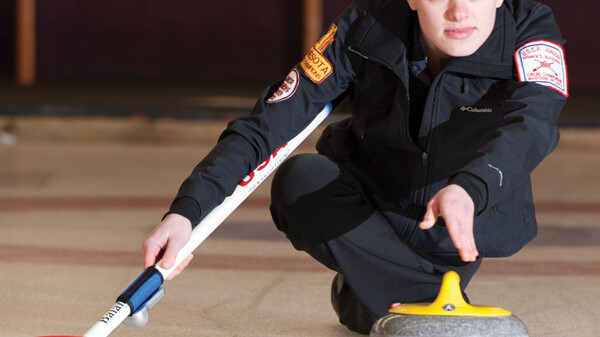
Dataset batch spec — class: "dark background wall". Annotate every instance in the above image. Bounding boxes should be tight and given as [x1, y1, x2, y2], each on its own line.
[32, 0, 317, 82]
[0, 0, 598, 88]
[543, 0, 599, 89]
[0, 0, 15, 81]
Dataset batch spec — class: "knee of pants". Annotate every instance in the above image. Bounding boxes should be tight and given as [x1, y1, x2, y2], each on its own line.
[271, 153, 340, 205]
[270, 153, 340, 239]
[270, 153, 374, 250]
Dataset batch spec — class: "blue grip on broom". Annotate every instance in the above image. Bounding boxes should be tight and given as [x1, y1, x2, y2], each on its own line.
[117, 267, 163, 314]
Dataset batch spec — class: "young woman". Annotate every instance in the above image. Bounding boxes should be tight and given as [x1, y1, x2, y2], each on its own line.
[143, 0, 568, 333]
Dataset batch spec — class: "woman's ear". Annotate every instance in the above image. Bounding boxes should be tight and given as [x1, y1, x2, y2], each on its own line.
[406, 0, 417, 11]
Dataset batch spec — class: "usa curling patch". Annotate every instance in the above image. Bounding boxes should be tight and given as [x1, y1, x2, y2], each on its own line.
[300, 24, 337, 83]
[266, 69, 299, 103]
[515, 40, 568, 97]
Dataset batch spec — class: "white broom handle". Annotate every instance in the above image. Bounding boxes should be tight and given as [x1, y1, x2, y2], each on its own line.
[83, 103, 332, 337]
[157, 103, 332, 278]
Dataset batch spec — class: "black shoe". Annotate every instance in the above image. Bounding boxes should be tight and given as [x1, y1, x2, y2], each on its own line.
[330, 273, 374, 335]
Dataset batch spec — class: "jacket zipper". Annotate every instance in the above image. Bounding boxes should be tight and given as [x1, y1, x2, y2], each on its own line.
[348, 44, 441, 241]
[410, 73, 445, 240]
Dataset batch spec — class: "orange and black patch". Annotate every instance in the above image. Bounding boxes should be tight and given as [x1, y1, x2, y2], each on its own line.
[300, 24, 337, 83]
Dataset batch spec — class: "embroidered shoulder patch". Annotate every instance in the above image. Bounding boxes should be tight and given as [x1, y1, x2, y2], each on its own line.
[266, 69, 299, 103]
[515, 40, 568, 97]
[300, 24, 337, 83]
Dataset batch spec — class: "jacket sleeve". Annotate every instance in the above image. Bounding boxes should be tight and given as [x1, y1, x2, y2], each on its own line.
[168, 5, 364, 226]
[455, 1, 568, 211]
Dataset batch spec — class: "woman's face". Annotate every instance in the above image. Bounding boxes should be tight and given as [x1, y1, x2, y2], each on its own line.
[407, 0, 504, 59]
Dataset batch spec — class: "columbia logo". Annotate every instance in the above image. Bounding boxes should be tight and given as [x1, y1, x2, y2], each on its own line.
[460, 106, 493, 113]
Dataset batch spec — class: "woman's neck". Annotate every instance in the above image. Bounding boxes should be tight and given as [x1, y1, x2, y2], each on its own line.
[420, 30, 450, 76]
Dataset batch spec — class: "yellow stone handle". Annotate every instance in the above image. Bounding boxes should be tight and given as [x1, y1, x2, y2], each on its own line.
[388, 271, 512, 317]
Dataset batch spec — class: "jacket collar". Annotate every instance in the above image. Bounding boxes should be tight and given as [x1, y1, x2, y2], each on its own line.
[346, 2, 515, 79]
[346, 0, 414, 80]
[446, 7, 515, 78]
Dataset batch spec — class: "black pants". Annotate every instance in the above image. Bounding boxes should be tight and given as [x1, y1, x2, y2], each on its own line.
[270, 154, 481, 334]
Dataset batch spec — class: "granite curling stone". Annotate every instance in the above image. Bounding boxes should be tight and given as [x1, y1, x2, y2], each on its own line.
[370, 271, 529, 337]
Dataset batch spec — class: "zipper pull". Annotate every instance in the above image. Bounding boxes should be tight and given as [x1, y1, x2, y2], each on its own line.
[347, 46, 369, 59]
[421, 152, 428, 166]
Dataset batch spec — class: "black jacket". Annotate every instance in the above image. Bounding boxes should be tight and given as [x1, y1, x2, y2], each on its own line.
[171, 0, 568, 257]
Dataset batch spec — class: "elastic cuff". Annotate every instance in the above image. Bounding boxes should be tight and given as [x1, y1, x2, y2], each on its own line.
[448, 172, 488, 214]
[165, 196, 201, 227]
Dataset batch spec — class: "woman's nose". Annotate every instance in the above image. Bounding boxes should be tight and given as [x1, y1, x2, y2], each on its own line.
[446, 0, 470, 22]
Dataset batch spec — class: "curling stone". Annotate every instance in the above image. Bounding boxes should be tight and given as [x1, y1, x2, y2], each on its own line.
[370, 271, 528, 337]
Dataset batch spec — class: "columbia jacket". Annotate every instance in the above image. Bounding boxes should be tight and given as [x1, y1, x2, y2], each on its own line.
[171, 0, 568, 257]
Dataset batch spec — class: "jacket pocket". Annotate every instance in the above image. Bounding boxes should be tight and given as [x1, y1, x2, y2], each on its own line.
[474, 182, 537, 257]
